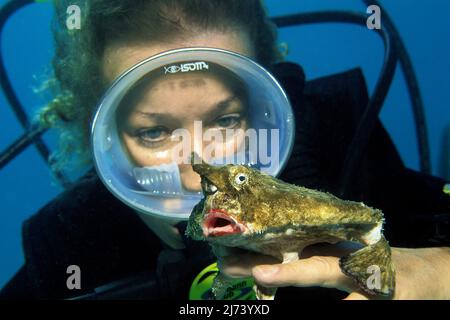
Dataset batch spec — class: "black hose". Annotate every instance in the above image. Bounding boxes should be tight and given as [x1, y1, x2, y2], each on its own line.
[272, 11, 397, 198]
[0, 1, 45, 155]
[362, 0, 431, 174]
[0, 123, 46, 169]
[0, 0, 70, 188]
[0, 4, 430, 194]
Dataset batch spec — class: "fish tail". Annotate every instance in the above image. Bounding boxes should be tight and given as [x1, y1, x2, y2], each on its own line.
[339, 236, 395, 297]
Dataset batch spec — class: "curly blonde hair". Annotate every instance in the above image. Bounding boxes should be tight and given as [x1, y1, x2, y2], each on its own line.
[40, 0, 280, 176]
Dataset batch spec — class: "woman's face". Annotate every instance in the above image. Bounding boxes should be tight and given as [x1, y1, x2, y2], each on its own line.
[101, 31, 255, 192]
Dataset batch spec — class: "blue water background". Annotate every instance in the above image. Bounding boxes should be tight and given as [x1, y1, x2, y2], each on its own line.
[1, 0, 449, 288]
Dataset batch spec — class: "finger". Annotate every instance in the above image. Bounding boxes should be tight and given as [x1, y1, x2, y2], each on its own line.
[220, 252, 279, 278]
[252, 256, 357, 292]
[343, 291, 370, 300]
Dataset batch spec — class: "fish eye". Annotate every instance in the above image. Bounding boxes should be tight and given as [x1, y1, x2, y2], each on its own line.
[234, 173, 247, 185]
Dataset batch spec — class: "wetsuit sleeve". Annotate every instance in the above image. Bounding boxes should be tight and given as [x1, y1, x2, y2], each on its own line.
[1, 170, 164, 300]
[0, 200, 70, 299]
[0, 192, 88, 299]
[0, 266, 34, 299]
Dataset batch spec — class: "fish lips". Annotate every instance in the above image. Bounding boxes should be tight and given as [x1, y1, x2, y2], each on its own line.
[202, 209, 247, 237]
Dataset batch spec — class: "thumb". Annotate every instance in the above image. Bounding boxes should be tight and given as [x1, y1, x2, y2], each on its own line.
[343, 291, 369, 300]
[252, 256, 356, 292]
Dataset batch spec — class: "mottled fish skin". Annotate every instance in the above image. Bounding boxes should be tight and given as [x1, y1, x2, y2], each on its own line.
[186, 157, 395, 299]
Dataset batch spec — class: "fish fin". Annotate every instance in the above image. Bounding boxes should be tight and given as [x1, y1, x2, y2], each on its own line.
[253, 284, 277, 300]
[339, 236, 395, 297]
[282, 251, 299, 263]
[211, 244, 236, 257]
[214, 270, 275, 300]
[212, 271, 234, 300]
[253, 251, 298, 300]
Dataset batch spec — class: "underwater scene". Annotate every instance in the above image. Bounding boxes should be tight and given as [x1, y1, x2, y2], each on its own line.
[0, 0, 449, 301]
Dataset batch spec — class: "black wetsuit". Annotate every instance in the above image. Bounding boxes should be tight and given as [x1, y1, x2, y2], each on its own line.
[1, 63, 449, 300]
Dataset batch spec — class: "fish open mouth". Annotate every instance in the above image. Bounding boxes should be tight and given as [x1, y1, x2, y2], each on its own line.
[202, 209, 246, 237]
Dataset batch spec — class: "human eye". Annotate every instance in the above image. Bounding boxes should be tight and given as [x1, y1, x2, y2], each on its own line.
[135, 126, 170, 147]
[214, 113, 243, 129]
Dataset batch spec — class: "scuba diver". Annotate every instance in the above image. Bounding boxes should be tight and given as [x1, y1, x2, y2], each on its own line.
[0, 0, 449, 300]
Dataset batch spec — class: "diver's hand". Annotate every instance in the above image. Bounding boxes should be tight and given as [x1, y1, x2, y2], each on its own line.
[220, 245, 450, 300]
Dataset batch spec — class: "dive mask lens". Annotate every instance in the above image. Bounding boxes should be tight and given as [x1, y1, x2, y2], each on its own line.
[91, 48, 295, 221]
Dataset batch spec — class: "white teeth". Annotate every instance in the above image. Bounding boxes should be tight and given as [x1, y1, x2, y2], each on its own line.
[204, 181, 218, 194]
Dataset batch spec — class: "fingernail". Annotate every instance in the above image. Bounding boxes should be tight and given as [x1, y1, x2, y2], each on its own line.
[254, 265, 279, 277]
